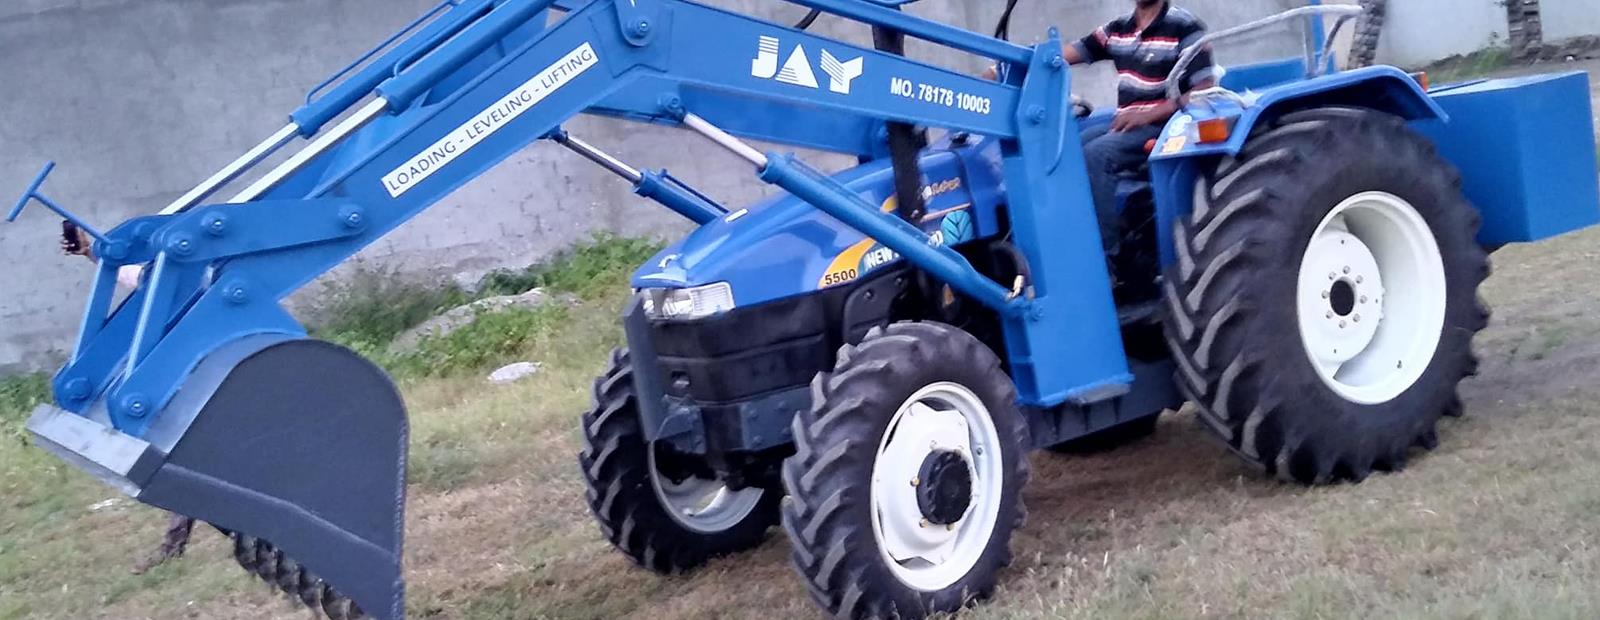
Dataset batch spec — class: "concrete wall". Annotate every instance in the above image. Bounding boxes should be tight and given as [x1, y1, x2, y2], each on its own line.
[0, 0, 1308, 373]
[1543, 0, 1600, 44]
[1373, 0, 1510, 68]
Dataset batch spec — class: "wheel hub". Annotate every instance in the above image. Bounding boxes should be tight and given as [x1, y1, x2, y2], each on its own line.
[1295, 191, 1447, 405]
[869, 382, 1005, 591]
[1298, 228, 1386, 369]
[915, 450, 973, 526]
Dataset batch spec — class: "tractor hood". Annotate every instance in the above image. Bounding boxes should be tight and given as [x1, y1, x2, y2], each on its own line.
[631, 138, 1005, 309]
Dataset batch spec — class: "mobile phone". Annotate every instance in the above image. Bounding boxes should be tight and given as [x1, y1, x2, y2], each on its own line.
[62, 221, 82, 254]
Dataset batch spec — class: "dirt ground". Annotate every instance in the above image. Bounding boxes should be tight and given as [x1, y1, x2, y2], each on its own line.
[5, 63, 1600, 620]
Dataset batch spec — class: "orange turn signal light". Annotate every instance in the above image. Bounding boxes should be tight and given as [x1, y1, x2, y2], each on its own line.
[1196, 118, 1233, 144]
[1410, 71, 1430, 91]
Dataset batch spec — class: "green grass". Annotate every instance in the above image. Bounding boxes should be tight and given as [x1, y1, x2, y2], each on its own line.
[0, 374, 50, 445]
[1424, 46, 1514, 84]
[315, 233, 663, 380]
[477, 232, 664, 300]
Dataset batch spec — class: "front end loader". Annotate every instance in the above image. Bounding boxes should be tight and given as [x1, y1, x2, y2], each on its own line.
[8, 1, 1599, 618]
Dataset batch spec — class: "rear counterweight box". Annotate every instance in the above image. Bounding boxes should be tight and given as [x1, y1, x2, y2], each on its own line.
[1415, 71, 1600, 245]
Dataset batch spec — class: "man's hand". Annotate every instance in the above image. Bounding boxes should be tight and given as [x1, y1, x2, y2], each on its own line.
[1111, 103, 1174, 132]
[60, 223, 92, 259]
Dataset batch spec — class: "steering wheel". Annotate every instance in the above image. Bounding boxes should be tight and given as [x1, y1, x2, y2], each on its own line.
[1071, 95, 1094, 119]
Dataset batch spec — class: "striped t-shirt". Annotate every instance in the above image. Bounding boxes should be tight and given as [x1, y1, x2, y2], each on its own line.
[1071, 3, 1219, 112]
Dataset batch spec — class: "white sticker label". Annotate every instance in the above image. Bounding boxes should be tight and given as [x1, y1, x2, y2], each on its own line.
[383, 42, 600, 198]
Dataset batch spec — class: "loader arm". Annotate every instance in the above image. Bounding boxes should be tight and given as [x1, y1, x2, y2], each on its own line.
[16, 0, 1130, 617]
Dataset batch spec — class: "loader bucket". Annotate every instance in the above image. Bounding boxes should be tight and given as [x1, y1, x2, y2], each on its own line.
[28, 337, 408, 620]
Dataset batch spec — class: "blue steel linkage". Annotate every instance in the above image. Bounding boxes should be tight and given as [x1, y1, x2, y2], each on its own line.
[49, 0, 1127, 434]
[293, 0, 502, 135]
[7, 162, 109, 244]
[305, 0, 462, 105]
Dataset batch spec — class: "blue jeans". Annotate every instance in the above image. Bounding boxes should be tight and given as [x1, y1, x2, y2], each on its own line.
[1080, 122, 1164, 253]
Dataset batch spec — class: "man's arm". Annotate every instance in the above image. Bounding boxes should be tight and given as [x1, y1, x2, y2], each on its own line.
[1110, 77, 1216, 131]
[983, 24, 1105, 80]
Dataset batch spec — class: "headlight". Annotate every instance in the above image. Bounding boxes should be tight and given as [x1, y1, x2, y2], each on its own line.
[642, 282, 735, 319]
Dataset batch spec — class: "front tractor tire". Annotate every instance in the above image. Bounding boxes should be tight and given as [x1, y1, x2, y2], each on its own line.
[1165, 107, 1490, 485]
[783, 322, 1030, 619]
[580, 349, 780, 573]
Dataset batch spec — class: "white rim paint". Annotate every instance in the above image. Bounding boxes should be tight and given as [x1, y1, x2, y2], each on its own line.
[1295, 191, 1447, 405]
[869, 382, 1004, 592]
[648, 443, 764, 534]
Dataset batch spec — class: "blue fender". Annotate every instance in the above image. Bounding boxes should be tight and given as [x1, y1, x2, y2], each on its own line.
[1145, 65, 1445, 267]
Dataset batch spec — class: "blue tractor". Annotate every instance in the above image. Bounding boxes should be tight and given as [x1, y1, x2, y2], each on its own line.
[8, 0, 1598, 618]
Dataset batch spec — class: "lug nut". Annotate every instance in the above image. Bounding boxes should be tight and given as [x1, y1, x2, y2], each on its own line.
[1326, 311, 1334, 319]
[946, 523, 956, 531]
[1354, 314, 1361, 323]
[1343, 266, 1351, 274]
[1322, 290, 1330, 299]
[1360, 295, 1368, 304]
[1356, 276, 1364, 284]
[920, 519, 929, 528]
[1339, 320, 1347, 328]
[910, 477, 920, 487]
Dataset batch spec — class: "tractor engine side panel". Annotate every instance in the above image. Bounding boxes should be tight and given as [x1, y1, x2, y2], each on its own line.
[1415, 71, 1600, 245]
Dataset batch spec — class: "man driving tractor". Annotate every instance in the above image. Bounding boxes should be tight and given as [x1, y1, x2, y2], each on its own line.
[994, 0, 1218, 253]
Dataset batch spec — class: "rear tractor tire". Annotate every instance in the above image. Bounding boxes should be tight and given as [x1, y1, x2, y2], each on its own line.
[580, 349, 780, 573]
[1164, 107, 1489, 485]
[782, 322, 1030, 619]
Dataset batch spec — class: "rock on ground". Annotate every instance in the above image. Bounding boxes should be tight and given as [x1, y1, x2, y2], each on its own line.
[389, 288, 574, 354]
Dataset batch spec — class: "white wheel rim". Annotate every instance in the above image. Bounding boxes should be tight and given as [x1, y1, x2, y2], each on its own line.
[869, 382, 1005, 592]
[648, 443, 764, 534]
[1295, 191, 1447, 405]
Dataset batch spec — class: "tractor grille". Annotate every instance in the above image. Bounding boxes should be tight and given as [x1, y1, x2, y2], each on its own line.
[648, 290, 843, 404]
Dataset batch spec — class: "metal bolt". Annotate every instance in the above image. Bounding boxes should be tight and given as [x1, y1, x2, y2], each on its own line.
[1353, 314, 1361, 323]
[1339, 320, 1347, 328]
[1343, 266, 1351, 274]
[102, 242, 129, 261]
[225, 286, 249, 305]
[1049, 54, 1065, 69]
[1360, 295, 1368, 304]
[910, 477, 921, 487]
[124, 395, 149, 418]
[1322, 290, 1330, 299]
[63, 378, 91, 401]
[946, 523, 956, 531]
[342, 209, 365, 229]
[1356, 275, 1364, 284]
[168, 236, 194, 256]
[1326, 311, 1334, 319]
[1026, 105, 1047, 124]
[204, 214, 227, 237]
[974, 446, 983, 456]
[930, 440, 938, 449]
[919, 519, 929, 528]
[1329, 272, 1337, 281]
[632, 20, 651, 36]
